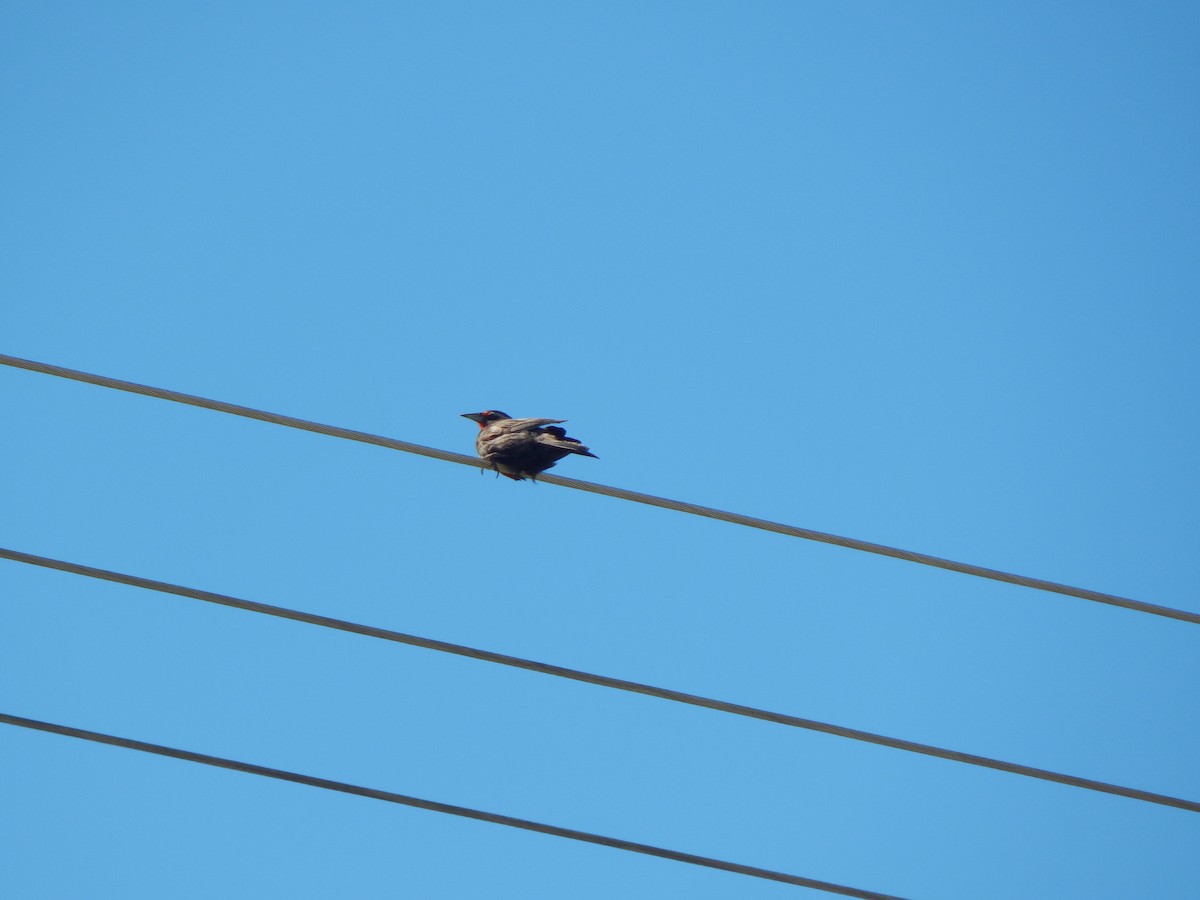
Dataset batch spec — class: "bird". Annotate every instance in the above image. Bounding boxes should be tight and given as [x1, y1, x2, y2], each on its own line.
[461, 410, 598, 481]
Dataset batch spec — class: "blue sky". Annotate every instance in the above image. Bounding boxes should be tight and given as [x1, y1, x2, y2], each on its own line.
[2, 3, 1198, 897]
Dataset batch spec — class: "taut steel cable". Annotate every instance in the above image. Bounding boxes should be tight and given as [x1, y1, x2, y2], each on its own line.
[0, 712, 907, 898]
[4, 547, 1196, 814]
[2, 353, 1194, 625]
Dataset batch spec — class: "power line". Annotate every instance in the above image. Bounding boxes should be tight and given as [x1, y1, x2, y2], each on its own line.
[0, 712, 907, 899]
[1, 353, 1192, 625]
[5, 547, 1196, 814]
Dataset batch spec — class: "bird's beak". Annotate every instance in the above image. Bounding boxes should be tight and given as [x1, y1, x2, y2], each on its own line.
[461, 412, 484, 423]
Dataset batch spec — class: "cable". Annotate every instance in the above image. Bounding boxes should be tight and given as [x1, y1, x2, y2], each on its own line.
[0, 713, 906, 898]
[1, 353, 1191, 625]
[4, 547, 1196, 814]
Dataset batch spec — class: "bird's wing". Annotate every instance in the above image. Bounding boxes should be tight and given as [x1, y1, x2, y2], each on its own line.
[499, 417, 566, 431]
[479, 430, 540, 455]
[534, 429, 598, 458]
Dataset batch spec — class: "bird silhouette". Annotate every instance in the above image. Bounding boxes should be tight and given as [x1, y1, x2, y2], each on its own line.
[461, 410, 598, 481]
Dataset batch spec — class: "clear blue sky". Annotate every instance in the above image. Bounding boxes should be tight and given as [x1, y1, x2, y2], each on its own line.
[3, 3, 1198, 898]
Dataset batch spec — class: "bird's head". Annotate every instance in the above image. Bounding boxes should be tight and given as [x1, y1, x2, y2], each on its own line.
[461, 410, 512, 427]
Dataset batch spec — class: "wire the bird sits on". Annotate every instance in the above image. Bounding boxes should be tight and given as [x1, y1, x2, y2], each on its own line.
[0, 713, 907, 898]
[3, 547, 1197, 814]
[0, 353, 1193, 624]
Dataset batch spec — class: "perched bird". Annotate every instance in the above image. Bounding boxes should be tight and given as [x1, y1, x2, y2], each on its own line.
[461, 410, 598, 481]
